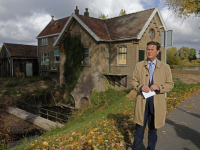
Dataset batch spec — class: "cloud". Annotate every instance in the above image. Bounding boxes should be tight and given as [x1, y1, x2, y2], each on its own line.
[0, 12, 51, 45]
[160, 7, 200, 51]
[0, 0, 199, 56]
[88, 0, 144, 18]
[0, 0, 146, 46]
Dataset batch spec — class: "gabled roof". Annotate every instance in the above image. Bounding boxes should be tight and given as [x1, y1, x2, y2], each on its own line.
[76, 8, 154, 40]
[37, 17, 70, 38]
[77, 15, 111, 40]
[52, 7, 167, 46]
[105, 8, 154, 40]
[3, 43, 37, 57]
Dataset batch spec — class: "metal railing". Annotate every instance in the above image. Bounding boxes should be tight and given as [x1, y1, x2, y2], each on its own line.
[12, 99, 68, 123]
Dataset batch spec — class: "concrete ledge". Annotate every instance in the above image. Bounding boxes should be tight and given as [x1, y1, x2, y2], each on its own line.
[7, 107, 64, 131]
[171, 69, 200, 75]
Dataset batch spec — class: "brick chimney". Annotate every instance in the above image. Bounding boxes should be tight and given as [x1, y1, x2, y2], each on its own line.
[75, 6, 79, 15]
[51, 15, 54, 22]
[84, 8, 89, 17]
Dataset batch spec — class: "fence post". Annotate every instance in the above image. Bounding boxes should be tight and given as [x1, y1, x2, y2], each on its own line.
[47, 110, 49, 120]
[38, 108, 40, 116]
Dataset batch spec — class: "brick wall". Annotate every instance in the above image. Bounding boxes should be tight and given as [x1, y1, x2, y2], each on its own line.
[38, 36, 60, 82]
[59, 13, 165, 108]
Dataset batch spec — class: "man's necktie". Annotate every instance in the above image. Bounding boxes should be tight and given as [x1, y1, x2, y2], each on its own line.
[149, 62, 153, 83]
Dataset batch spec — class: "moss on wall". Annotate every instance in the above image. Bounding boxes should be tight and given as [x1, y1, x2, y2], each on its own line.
[63, 32, 84, 101]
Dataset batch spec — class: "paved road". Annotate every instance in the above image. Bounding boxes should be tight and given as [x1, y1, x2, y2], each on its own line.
[7, 107, 64, 131]
[142, 91, 200, 150]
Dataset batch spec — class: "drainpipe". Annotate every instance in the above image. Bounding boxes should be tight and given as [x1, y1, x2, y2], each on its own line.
[109, 42, 111, 73]
[12, 59, 13, 77]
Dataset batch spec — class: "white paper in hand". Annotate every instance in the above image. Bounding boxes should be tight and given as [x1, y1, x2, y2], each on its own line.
[142, 90, 156, 99]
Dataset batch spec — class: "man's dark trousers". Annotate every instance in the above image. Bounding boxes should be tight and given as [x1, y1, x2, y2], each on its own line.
[132, 81, 157, 150]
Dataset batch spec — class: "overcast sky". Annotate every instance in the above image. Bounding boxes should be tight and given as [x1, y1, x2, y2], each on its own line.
[0, 0, 199, 57]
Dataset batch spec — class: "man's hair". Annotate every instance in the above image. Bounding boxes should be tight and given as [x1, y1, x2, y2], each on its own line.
[147, 41, 160, 50]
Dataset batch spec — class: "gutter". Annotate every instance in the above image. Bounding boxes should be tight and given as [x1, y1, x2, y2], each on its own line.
[36, 33, 60, 39]
[109, 42, 111, 73]
[98, 37, 138, 42]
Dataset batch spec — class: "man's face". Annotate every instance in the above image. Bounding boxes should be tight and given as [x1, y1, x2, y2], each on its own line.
[146, 44, 159, 62]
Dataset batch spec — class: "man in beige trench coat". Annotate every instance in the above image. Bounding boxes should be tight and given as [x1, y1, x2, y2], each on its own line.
[131, 41, 174, 150]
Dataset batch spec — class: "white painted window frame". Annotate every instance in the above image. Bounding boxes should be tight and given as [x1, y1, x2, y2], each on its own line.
[41, 38, 48, 46]
[41, 52, 49, 65]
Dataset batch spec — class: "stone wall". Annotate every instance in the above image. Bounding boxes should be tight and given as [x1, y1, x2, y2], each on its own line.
[59, 20, 108, 107]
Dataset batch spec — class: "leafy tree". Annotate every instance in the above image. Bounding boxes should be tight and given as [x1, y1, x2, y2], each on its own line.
[188, 48, 197, 60]
[98, 14, 108, 20]
[167, 47, 178, 57]
[167, 47, 182, 67]
[177, 46, 190, 60]
[0, 47, 1, 52]
[166, 0, 200, 18]
[119, 9, 126, 16]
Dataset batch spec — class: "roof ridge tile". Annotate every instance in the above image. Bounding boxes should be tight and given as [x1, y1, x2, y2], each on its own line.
[106, 7, 155, 20]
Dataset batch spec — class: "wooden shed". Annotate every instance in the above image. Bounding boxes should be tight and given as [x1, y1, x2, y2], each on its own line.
[0, 43, 38, 77]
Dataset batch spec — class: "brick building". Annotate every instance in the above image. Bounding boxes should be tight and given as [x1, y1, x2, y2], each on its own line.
[38, 6, 167, 107]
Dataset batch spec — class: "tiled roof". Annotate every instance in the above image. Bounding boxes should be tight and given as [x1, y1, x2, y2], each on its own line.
[37, 17, 70, 37]
[40, 8, 155, 41]
[77, 15, 111, 40]
[105, 8, 154, 40]
[77, 8, 154, 40]
[4, 43, 37, 57]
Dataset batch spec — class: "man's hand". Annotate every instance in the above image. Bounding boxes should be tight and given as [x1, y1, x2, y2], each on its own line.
[150, 84, 160, 91]
[141, 85, 151, 93]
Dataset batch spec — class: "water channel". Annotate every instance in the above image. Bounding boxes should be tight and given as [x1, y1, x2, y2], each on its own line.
[182, 67, 200, 70]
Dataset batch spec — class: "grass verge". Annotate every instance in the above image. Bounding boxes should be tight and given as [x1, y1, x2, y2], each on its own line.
[10, 80, 200, 150]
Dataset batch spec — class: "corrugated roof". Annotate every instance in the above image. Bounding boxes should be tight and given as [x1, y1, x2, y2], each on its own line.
[37, 17, 70, 38]
[4, 43, 37, 57]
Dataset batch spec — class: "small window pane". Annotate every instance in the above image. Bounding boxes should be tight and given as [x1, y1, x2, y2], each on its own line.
[84, 48, 89, 54]
[54, 51, 60, 56]
[157, 52, 161, 60]
[139, 50, 145, 62]
[54, 36, 58, 42]
[118, 47, 127, 65]
[83, 48, 89, 65]
[41, 52, 49, 65]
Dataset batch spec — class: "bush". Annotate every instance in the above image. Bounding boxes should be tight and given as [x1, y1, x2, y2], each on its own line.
[167, 55, 183, 68]
[191, 59, 200, 63]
